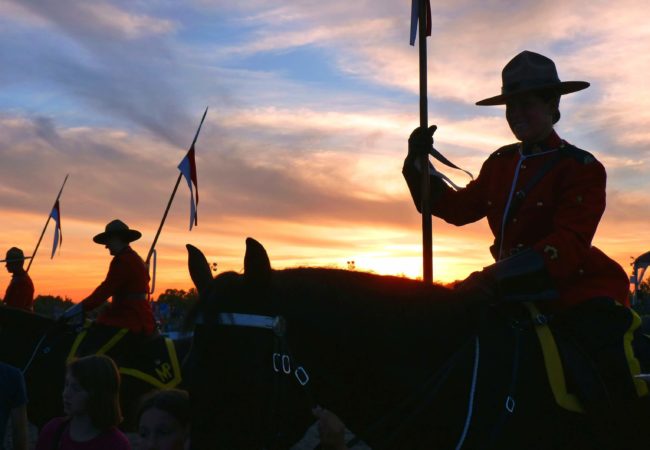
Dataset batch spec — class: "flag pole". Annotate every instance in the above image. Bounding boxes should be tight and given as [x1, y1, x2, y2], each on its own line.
[418, 0, 433, 284]
[146, 107, 208, 266]
[26, 174, 69, 273]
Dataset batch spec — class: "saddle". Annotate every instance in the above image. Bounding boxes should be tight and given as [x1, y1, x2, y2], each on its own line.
[524, 301, 648, 416]
[67, 322, 182, 389]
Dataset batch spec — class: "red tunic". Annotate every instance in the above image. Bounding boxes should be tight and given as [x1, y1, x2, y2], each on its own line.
[3, 270, 34, 312]
[81, 246, 155, 334]
[406, 130, 629, 312]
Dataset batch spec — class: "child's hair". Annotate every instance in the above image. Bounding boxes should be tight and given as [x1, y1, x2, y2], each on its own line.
[67, 355, 123, 430]
[137, 389, 190, 428]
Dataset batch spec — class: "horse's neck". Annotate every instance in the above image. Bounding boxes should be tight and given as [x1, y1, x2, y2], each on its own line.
[278, 271, 474, 429]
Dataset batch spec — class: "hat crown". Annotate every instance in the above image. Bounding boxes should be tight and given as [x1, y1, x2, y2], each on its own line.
[6, 247, 24, 260]
[501, 51, 560, 95]
[104, 219, 130, 234]
[476, 50, 589, 106]
[93, 219, 141, 244]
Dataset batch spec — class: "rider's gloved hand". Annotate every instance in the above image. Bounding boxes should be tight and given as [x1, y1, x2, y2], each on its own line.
[58, 302, 84, 326]
[407, 125, 437, 164]
[455, 270, 498, 305]
[456, 249, 558, 305]
[403, 125, 448, 209]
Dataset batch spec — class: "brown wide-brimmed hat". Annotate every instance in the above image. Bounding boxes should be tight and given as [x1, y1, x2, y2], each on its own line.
[0, 247, 29, 263]
[476, 50, 590, 106]
[93, 219, 142, 245]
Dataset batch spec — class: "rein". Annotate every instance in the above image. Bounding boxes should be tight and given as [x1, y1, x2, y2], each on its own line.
[198, 307, 535, 450]
[21, 320, 70, 374]
[345, 335, 479, 450]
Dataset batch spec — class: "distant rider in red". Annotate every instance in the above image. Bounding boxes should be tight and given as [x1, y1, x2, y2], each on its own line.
[2, 247, 34, 312]
[62, 219, 154, 335]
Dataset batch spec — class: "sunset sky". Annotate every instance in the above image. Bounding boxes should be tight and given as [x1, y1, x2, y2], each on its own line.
[1, 0, 648, 302]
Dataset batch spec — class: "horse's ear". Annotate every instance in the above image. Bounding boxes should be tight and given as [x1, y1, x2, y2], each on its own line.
[244, 237, 271, 287]
[186, 244, 213, 294]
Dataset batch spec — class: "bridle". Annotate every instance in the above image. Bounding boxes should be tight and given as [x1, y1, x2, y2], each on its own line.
[194, 311, 315, 449]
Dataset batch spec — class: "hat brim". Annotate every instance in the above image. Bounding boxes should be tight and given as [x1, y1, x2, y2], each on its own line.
[93, 229, 142, 245]
[0, 256, 31, 263]
[476, 81, 590, 106]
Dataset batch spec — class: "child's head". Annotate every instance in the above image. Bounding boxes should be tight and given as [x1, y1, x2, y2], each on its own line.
[137, 389, 190, 450]
[63, 355, 123, 430]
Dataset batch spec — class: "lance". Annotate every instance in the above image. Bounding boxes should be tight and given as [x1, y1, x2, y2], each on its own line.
[26, 174, 69, 273]
[417, 0, 433, 284]
[146, 107, 208, 267]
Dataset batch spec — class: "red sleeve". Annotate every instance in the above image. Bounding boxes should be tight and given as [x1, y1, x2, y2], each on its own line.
[532, 159, 606, 278]
[81, 256, 127, 312]
[429, 160, 490, 226]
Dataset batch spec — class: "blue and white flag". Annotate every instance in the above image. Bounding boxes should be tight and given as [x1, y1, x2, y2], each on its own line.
[178, 145, 199, 230]
[50, 200, 62, 258]
[410, 0, 432, 46]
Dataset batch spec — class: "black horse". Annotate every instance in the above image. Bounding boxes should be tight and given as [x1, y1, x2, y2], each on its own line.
[186, 238, 650, 450]
[0, 305, 191, 429]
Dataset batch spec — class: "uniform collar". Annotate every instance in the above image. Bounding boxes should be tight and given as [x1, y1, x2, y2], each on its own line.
[11, 268, 27, 279]
[520, 129, 563, 156]
[114, 245, 133, 257]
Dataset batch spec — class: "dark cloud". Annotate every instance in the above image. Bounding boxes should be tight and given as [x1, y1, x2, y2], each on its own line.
[2, 0, 195, 146]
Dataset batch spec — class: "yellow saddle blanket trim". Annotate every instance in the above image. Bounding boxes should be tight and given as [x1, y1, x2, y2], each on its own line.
[624, 307, 648, 397]
[119, 338, 182, 390]
[523, 302, 585, 414]
[65, 326, 182, 389]
[66, 326, 129, 363]
[524, 302, 648, 414]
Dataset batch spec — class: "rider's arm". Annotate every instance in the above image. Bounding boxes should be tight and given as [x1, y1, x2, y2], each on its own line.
[81, 256, 127, 312]
[313, 407, 348, 450]
[403, 156, 490, 225]
[11, 404, 28, 450]
[8, 367, 28, 450]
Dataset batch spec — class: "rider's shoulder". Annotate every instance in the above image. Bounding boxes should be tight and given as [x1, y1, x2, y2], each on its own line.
[487, 143, 519, 160]
[559, 142, 599, 165]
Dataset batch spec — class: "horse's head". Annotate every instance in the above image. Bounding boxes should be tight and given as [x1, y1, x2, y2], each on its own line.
[187, 238, 476, 449]
[187, 238, 315, 449]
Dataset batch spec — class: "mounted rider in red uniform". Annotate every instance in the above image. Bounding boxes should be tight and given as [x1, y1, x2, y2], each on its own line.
[403, 50, 647, 444]
[62, 219, 155, 335]
[2, 247, 34, 312]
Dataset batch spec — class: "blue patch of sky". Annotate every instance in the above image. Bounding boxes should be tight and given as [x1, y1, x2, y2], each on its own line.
[0, 87, 132, 131]
[173, 8, 260, 50]
[230, 45, 419, 106]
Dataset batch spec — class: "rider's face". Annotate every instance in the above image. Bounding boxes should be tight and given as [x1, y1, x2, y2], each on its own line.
[506, 92, 555, 144]
[62, 371, 89, 417]
[138, 407, 188, 450]
[105, 236, 127, 256]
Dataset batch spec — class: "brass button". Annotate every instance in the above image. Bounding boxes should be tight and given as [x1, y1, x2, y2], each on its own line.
[578, 268, 585, 275]
[513, 218, 518, 223]
[544, 245, 559, 260]
[521, 164, 527, 169]
[537, 201, 544, 206]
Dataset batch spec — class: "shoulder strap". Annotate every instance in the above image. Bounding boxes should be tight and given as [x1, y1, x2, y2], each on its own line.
[52, 418, 71, 450]
[504, 152, 563, 224]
